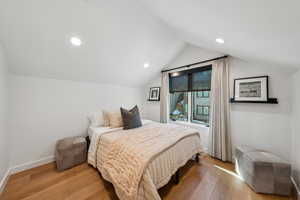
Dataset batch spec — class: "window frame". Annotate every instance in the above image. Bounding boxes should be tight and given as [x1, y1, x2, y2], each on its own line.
[169, 65, 212, 127]
[191, 91, 210, 126]
[196, 105, 203, 115]
[169, 65, 212, 93]
[169, 91, 211, 127]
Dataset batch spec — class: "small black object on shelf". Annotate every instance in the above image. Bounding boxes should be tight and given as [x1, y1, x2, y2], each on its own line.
[230, 98, 278, 104]
[147, 99, 160, 101]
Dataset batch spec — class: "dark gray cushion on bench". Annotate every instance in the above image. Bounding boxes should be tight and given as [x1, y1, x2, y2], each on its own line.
[235, 145, 291, 196]
[55, 136, 87, 171]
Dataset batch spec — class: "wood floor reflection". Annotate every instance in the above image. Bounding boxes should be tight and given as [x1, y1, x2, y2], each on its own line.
[0, 155, 294, 200]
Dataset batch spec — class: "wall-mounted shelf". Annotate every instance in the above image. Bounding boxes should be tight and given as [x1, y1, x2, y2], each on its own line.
[147, 99, 160, 102]
[230, 98, 278, 104]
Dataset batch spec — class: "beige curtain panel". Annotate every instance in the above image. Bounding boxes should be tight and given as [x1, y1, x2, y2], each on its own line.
[160, 72, 170, 123]
[160, 72, 169, 123]
[208, 58, 232, 162]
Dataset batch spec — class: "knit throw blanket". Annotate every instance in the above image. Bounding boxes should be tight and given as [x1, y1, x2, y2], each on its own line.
[101, 122, 199, 200]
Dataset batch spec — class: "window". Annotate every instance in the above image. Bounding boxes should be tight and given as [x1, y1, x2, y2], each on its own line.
[169, 92, 188, 121]
[192, 92, 210, 124]
[169, 65, 212, 126]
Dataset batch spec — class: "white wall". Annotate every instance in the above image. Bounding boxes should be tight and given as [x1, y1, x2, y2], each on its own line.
[8, 75, 144, 167]
[292, 70, 300, 194]
[144, 77, 161, 122]
[0, 44, 9, 185]
[165, 45, 224, 70]
[144, 45, 294, 160]
[0, 0, 184, 87]
[230, 58, 293, 160]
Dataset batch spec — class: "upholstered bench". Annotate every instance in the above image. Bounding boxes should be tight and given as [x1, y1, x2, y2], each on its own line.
[55, 136, 87, 171]
[235, 145, 291, 196]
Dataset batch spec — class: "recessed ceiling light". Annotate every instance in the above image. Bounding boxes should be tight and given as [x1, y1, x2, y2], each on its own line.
[216, 38, 225, 44]
[144, 63, 150, 68]
[171, 72, 180, 77]
[70, 37, 82, 46]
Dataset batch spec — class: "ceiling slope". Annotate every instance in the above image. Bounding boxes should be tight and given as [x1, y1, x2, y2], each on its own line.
[140, 0, 300, 68]
[0, 0, 185, 87]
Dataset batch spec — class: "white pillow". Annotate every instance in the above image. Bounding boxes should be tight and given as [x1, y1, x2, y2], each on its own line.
[87, 112, 104, 127]
[106, 111, 123, 128]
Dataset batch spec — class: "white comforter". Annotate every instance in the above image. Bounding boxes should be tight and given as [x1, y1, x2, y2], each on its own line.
[88, 120, 152, 166]
[87, 121, 203, 200]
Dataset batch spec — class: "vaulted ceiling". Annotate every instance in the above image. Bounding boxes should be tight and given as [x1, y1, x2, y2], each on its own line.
[140, 0, 300, 68]
[0, 0, 184, 87]
[0, 0, 299, 87]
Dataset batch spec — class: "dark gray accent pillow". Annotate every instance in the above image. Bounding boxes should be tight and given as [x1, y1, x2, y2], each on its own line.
[120, 105, 142, 130]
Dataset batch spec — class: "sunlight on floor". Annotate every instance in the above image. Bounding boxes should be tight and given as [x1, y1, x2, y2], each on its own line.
[214, 165, 244, 181]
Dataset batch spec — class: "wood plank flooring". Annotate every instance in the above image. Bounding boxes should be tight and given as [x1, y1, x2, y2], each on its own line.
[0, 156, 295, 200]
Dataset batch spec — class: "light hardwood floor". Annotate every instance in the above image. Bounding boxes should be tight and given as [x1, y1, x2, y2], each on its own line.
[0, 156, 295, 200]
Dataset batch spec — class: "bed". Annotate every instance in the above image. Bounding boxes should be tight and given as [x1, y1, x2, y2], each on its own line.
[88, 120, 203, 200]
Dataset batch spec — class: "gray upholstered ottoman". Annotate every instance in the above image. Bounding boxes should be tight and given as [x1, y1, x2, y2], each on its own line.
[235, 145, 291, 196]
[55, 136, 87, 171]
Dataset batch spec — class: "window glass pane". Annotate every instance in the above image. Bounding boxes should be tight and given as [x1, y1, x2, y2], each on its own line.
[169, 92, 188, 121]
[192, 91, 210, 125]
[192, 70, 212, 91]
[203, 91, 209, 97]
[169, 74, 188, 92]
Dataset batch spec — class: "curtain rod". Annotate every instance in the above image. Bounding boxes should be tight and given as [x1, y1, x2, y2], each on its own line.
[161, 55, 228, 73]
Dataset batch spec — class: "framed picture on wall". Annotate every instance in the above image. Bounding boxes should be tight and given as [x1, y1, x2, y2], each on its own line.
[233, 76, 268, 102]
[148, 87, 160, 101]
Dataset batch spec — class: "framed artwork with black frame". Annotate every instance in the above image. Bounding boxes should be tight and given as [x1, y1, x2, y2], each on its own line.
[233, 76, 269, 102]
[148, 87, 160, 101]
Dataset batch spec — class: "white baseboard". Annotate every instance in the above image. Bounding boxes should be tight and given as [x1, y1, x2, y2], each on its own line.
[0, 156, 55, 195]
[0, 169, 11, 194]
[9, 156, 55, 175]
[291, 176, 300, 200]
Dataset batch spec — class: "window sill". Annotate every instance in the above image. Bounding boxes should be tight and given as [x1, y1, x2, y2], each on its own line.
[170, 120, 209, 130]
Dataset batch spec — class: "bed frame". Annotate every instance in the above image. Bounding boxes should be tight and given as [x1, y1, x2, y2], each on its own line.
[96, 152, 200, 186]
[174, 153, 200, 184]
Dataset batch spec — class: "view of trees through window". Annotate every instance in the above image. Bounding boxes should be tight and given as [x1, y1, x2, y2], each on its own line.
[170, 92, 188, 121]
[169, 91, 210, 125]
[169, 66, 211, 126]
